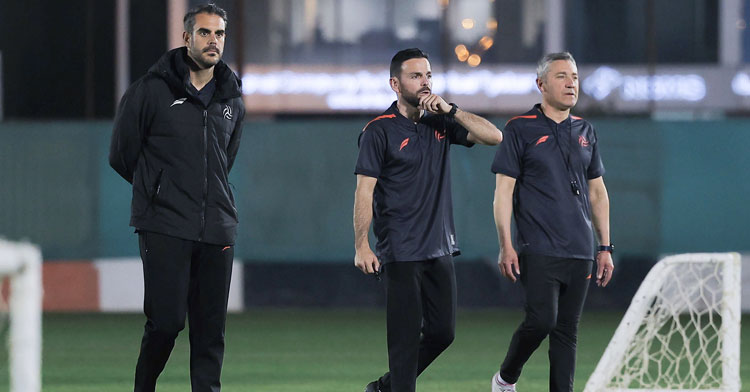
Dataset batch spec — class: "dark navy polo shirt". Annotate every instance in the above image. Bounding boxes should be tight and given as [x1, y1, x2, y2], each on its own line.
[491, 104, 605, 260]
[187, 78, 216, 107]
[355, 101, 474, 263]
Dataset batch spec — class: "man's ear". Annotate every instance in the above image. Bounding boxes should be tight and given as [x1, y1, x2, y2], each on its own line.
[536, 78, 545, 93]
[183, 31, 191, 46]
[389, 77, 400, 94]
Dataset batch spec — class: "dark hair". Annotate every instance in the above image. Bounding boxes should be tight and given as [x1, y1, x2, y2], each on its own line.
[536, 52, 577, 81]
[183, 3, 228, 34]
[390, 48, 429, 78]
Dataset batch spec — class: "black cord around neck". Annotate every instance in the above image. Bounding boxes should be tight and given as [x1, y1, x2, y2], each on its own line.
[539, 106, 580, 196]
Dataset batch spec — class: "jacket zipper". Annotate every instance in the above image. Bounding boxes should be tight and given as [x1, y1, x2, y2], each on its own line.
[199, 109, 208, 241]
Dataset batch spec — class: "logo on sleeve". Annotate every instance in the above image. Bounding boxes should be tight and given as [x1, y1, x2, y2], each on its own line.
[578, 135, 590, 147]
[399, 138, 410, 151]
[223, 105, 233, 120]
[434, 129, 446, 141]
[535, 135, 550, 146]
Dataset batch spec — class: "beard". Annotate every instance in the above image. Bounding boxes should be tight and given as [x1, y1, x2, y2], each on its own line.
[402, 91, 420, 108]
[187, 44, 221, 69]
[401, 86, 430, 108]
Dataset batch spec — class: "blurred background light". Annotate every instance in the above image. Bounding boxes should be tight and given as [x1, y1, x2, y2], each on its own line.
[467, 54, 482, 67]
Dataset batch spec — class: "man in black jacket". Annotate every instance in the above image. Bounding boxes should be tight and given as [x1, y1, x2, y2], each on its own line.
[109, 4, 244, 391]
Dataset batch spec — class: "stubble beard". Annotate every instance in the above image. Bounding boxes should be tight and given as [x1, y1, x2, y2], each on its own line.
[402, 91, 420, 108]
[188, 45, 221, 69]
[401, 86, 430, 109]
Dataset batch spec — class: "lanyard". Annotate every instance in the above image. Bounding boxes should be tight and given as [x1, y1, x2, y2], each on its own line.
[539, 107, 581, 196]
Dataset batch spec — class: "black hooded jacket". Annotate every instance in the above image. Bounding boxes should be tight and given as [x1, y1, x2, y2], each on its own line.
[110, 47, 245, 245]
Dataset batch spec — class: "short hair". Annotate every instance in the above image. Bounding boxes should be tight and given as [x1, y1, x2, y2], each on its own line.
[536, 52, 577, 81]
[183, 3, 228, 34]
[390, 48, 429, 78]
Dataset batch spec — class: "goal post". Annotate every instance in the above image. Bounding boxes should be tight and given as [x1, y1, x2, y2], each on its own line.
[584, 252, 741, 392]
[0, 239, 42, 392]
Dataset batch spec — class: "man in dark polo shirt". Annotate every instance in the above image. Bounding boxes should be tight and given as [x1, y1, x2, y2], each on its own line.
[489, 52, 614, 392]
[353, 48, 502, 392]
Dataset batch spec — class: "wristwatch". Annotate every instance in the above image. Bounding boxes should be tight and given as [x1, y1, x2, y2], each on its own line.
[597, 244, 614, 253]
[448, 103, 458, 117]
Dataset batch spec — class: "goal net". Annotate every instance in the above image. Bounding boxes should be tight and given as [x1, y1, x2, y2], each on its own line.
[0, 239, 42, 392]
[584, 253, 741, 392]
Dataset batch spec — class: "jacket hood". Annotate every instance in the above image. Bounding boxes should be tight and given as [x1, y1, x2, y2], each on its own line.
[148, 47, 242, 100]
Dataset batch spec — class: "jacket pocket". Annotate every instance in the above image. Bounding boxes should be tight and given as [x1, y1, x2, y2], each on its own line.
[132, 165, 153, 217]
[150, 169, 164, 205]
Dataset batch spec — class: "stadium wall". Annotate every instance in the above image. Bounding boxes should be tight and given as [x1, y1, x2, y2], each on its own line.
[36, 259, 244, 312]
[25, 255, 750, 312]
[1, 118, 747, 260]
[1, 119, 748, 308]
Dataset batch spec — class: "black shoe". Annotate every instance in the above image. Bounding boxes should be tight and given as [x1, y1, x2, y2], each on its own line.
[364, 380, 380, 392]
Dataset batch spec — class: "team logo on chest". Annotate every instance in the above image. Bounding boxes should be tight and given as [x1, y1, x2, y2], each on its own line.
[223, 105, 233, 120]
[578, 135, 589, 147]
[434, 129, 446, 141]
[399, 138, 410, 151]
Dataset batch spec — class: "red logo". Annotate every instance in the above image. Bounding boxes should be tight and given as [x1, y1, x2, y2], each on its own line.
[399, 138, 410, 151]
[578, 135, 590, 147]
[535, 135, 549, 146]
[435, 129, 446, 141]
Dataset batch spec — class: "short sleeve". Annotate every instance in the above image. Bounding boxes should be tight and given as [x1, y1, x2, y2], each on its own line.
[491, 121, 523, 178]
[355, 125, 387, 178]
[587, 127, 606, 179]
[445, 115, 474, 147]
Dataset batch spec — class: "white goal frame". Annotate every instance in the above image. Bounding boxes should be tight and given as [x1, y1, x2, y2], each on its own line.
[584, 252, 741, 392]
[0, 239, 42, 392]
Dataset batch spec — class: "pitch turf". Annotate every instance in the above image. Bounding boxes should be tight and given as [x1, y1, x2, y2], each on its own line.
[1, 309, 748, 391]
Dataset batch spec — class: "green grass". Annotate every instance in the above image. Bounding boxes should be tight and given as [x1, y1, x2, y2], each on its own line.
[1, 309, 749, 391]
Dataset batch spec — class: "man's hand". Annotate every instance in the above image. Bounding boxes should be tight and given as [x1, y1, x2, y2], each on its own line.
[498, 247, 520, 283]
[596, 251, 614, 287]
[418, 94, 451, 114]
[355, 247, 381, 274]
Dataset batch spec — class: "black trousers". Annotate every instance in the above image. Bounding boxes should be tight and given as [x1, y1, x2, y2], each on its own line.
[134, 231, 234, 392]
[500, 253, 592, 392]
[378, 255, 457, 392]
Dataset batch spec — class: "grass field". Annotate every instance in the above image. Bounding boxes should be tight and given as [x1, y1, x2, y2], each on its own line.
[1, 309, 748, 391]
